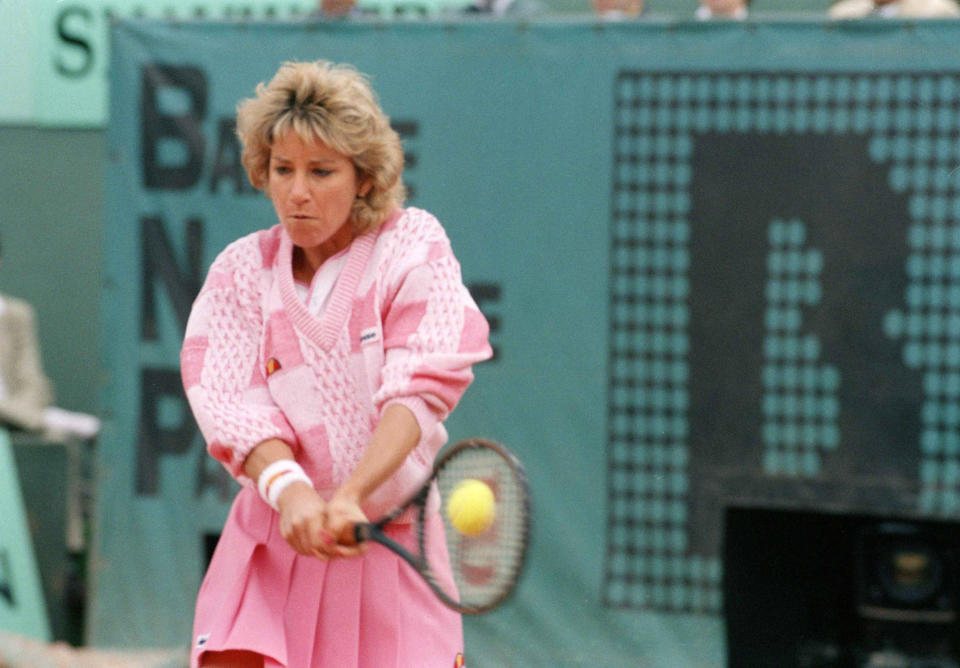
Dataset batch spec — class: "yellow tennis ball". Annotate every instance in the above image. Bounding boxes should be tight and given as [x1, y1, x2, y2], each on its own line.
[446, 479, 496, 536]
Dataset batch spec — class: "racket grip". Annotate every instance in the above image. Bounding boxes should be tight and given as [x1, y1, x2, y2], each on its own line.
[354, 523, 373, 543]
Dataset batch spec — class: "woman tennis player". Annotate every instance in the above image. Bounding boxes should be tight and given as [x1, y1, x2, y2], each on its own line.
[180, 60, 492, 667]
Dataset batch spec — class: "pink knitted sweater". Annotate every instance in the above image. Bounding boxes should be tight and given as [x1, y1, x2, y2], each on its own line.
[181, 208, 492, 516]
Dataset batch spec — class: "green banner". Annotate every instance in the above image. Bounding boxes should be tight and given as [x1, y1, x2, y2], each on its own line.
[99, 18, 960, 666]
[0, 2, 857, 129]
[2, 0, 486, 127]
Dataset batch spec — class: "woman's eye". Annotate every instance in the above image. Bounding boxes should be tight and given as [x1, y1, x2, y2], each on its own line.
[273, 165, 290, 175]
[312, 168, 332, 177]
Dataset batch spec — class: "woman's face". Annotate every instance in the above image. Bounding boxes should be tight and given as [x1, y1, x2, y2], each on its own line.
[268, 130, 369, 261]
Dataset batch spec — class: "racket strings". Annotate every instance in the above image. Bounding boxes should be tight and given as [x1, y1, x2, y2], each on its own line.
[434, 445, 529, 611]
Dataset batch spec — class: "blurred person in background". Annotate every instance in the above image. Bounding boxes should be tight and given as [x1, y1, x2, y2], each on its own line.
[0, 235, 99, 442]
[696, 0, 749, 19]
[181, 60, 491, 668]
[316, 0, 360, 17]
[315, 0, 486, 18]
[592, 0, 644, 19]
[464, 0, 545, 17]
[829, 0, 959, 17]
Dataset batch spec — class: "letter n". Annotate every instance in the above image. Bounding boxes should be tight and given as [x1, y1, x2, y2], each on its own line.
[141, 216, 204, 341]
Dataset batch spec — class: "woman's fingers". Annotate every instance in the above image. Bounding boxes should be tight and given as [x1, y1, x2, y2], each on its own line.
[323, 493, 370, 558]
[277, 484, 333, 556]
[276, 485, 374, 559]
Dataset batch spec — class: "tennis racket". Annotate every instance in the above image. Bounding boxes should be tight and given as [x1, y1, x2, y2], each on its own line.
[353, 437, 531, 614]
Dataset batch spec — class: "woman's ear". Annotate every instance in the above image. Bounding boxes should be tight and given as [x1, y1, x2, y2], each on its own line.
[358, 179, 373, 198]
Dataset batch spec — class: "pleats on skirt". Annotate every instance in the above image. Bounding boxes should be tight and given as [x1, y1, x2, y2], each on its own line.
[190, 487, 463, 668]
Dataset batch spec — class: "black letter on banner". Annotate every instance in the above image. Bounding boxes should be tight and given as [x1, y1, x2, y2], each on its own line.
[210, 117, 254, 194]
[685, 134, 921, 554]
[137, 367, 198, 495]
[196, 442, 234, 502]
[141, 216, 204, 341]
[468, 282, 501, 361]
[0, 550, 15, 607]
[141, 64, 207, 189]
[54, 6, 94, 78]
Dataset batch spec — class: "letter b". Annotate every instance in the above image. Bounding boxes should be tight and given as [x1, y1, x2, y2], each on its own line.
[141, 64, 207, 190]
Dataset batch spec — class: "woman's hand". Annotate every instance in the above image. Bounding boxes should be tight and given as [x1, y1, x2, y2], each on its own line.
[323, 490, 370, 559]
[311, 403, 421, 559]
[276, 483, 369, 560]
[276, 482, 334, 559]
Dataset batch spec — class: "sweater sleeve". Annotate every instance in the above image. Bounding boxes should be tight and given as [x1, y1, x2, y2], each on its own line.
[180, 239, 297, 483]
[374, 226, 492, 449]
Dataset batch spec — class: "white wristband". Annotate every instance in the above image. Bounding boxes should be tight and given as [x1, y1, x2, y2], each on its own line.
[257, 460, 313, 511]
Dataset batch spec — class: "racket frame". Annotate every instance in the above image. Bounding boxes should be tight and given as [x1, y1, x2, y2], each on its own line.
[353, 437, 531, 614]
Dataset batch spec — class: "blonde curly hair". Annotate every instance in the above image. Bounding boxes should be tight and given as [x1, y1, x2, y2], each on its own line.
[236, 60, 405, 233]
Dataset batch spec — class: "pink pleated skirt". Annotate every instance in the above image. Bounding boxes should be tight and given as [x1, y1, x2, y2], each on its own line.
[190, 487, 463, 668]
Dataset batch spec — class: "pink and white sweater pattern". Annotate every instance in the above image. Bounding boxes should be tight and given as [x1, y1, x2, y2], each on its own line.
[181, 208, 492, 515]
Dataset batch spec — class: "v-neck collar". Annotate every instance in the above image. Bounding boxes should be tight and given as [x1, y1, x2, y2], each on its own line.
[278, 227, 377, 351]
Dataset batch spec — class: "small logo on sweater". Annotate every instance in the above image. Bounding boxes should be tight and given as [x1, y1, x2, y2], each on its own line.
[454, 653, 466, 668]
[196, 633, 210, 649]
[360, 327, 379, 344]
[266, 357, 282, 376]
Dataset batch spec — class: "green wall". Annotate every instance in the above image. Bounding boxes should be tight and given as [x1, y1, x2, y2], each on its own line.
[0, 128, 104, 417]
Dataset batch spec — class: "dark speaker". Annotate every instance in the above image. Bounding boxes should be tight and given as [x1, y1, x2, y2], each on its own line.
[724, 506, 960, 668]
[854, 523, 959, 666]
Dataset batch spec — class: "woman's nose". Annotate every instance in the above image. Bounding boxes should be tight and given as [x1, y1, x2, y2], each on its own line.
[290, 172, 310, 202]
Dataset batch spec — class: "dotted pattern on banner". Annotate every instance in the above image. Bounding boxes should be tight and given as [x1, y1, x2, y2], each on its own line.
[876, 76, 960, 517]
[762, 219, 840, 478]
[604, 71, 960, 614]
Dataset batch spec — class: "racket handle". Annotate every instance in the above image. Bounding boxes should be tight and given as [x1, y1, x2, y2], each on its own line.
[354, 523, 373, 543]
